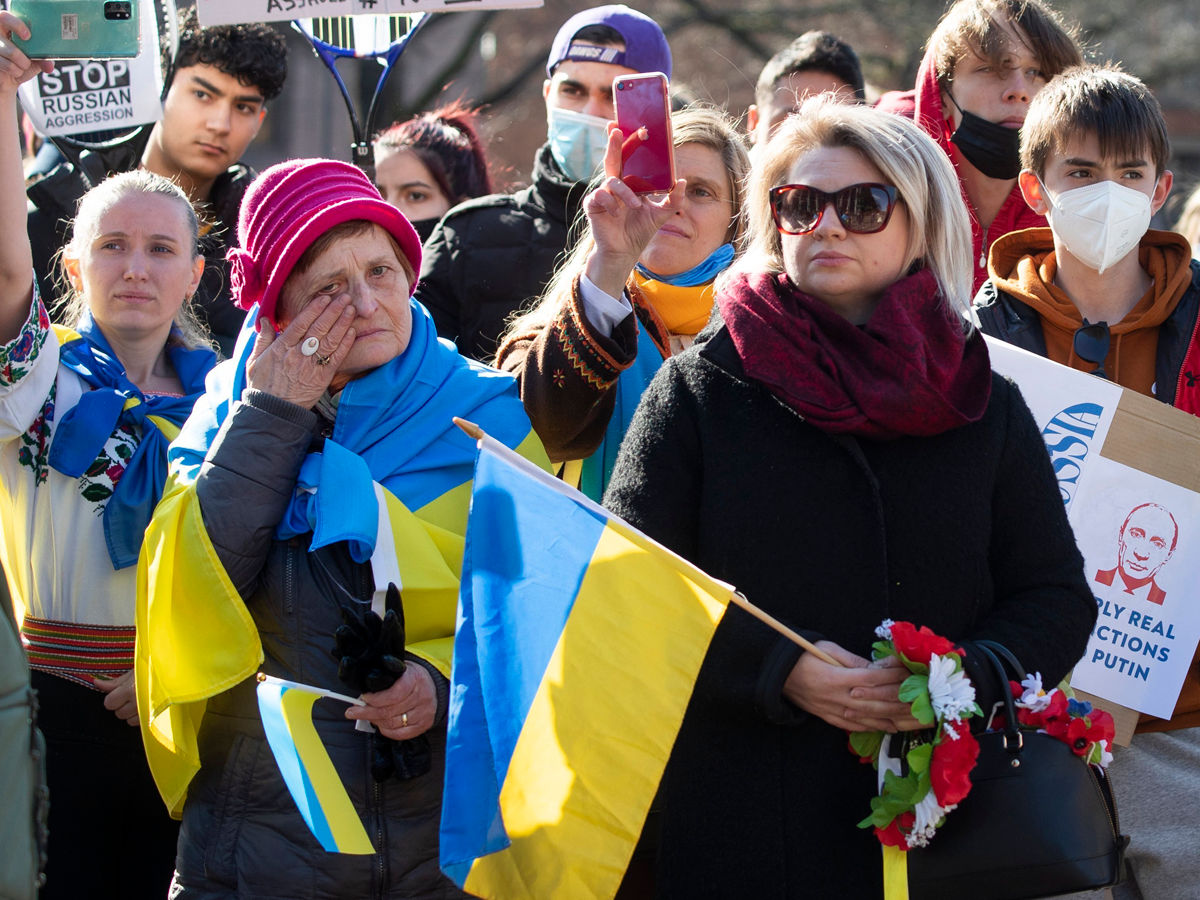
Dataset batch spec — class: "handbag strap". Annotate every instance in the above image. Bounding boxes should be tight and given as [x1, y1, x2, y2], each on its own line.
[975, 639, 1026, 681]
[971, 642, 1023, 749]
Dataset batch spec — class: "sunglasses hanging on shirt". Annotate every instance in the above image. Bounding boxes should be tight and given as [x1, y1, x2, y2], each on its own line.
[1073, 318, 1111, 379]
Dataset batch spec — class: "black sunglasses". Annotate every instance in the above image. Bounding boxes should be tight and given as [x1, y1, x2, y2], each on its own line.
[769, 183, 899, 236]
[1073, 318, 1110, 379]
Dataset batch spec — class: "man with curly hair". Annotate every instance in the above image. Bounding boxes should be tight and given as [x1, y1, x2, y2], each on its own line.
[26, 7, 288, 354]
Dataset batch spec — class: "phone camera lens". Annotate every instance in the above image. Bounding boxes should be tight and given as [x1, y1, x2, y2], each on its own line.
[103, 1, 132, 19]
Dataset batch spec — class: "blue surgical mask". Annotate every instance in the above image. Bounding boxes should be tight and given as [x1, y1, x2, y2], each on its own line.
[547, 106, 609, 183]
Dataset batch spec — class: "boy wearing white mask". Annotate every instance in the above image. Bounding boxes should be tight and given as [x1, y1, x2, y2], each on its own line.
[978, 65, 1200, 413]
[978, 65, 1200, 898]
[416, 5, 671, 362]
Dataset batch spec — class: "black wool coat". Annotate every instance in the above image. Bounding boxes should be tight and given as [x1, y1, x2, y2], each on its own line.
[603, 322, 1097, 899]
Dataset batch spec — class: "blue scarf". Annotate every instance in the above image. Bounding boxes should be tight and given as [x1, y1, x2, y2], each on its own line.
[48, 315, 217, 569]
[172, 300, 534, 561]
[635, 242, 735, 287]
[578, 323, 664, 502]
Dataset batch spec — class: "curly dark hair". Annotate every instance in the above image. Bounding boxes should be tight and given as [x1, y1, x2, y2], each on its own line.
[169, 5, 288, 101]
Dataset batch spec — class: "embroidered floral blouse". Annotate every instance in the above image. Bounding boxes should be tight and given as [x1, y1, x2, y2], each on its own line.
[0, 289, 141, 627]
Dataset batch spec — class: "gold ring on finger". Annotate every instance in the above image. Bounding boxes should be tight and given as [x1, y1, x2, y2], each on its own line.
[315, 353, 332, 366]
[401, 712, 409, 727]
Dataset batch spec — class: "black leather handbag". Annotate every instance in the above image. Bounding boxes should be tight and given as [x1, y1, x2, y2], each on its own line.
[907, 641, 1128, 900]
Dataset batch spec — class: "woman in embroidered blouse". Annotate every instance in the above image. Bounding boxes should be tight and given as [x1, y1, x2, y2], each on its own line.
[603, 98, 1097, 896]
[0, 19, 215, 899]
[495, 106, 749, 500]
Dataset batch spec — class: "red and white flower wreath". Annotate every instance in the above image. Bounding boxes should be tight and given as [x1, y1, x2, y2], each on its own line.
[850, 619, 1116, 851]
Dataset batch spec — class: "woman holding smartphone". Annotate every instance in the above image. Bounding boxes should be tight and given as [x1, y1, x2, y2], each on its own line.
[496, 106, 749, 500]
[0, 17, 215, 898]
[603, 99, 1097, 897]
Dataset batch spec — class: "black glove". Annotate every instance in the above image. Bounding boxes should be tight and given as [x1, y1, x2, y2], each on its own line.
[330, 583, 432, 782]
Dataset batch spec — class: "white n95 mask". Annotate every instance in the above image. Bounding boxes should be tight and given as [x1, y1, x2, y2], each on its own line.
[1039, 177, 1153, 274]
[547, 107, 609, 184]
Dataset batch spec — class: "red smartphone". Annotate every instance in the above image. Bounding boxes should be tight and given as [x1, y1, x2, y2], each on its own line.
[613, 72, 675, 194]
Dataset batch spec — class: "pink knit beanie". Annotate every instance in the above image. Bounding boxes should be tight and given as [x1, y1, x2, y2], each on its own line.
[227, 158, 423, 324]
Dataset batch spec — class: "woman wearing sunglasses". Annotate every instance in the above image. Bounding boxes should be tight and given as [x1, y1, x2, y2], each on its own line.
[604, 98, 1096, 897]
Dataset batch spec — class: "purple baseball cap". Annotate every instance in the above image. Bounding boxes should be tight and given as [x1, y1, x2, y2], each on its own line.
[546, 5, 671, 78]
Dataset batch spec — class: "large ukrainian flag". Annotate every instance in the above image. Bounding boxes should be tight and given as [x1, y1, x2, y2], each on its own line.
[136, 303, 547, 818]
[440, 434, 733, 899]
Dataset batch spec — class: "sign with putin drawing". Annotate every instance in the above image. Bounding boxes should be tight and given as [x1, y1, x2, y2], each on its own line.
[988, 337, 1200, 722]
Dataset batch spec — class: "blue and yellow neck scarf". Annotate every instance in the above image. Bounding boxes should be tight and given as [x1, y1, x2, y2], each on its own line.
[48, 314, 216, 569]
[173, 300, 533, 552]
[140, 299, 547, 817]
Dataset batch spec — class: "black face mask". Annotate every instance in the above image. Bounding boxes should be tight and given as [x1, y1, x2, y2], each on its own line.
[946, 92, 1022, 180]
[410, 216, 440, 244]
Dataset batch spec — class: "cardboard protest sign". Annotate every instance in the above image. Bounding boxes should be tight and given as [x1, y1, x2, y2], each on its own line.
[988, 338, 1200, 738]
[196, 0, 541, 28]
[1070, 460, 1200, 719]
[17, 0, 163, 138]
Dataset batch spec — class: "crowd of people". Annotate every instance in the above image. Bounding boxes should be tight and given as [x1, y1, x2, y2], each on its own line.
[1, 0, 1198, 898]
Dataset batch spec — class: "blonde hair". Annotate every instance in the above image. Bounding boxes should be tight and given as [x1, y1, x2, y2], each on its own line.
[726, 96, 974, 324]
[1174, 183, 1200, 260]
[497, 106, 750, 354]
[58, 169, 212, 351]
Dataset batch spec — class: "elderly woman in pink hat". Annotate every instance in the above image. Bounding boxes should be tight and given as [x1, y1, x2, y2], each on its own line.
[137, 158, 546, 898]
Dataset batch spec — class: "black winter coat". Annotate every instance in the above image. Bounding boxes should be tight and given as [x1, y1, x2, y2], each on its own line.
[416, 144, 589, 362]
[603, 322, 1097, 899]
[174, 391, 463, 900]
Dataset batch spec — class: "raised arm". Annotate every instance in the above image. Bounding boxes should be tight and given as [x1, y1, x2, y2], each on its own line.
[0, 13, 51, 343]
[582, 124, 683, 298]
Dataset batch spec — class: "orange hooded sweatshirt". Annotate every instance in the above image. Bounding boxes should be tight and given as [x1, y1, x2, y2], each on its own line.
[987, 228, 1193, 396]
[989, 227, 1200, 733]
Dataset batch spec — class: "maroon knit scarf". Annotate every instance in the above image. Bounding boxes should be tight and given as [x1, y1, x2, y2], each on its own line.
[717, 269, 992, 439]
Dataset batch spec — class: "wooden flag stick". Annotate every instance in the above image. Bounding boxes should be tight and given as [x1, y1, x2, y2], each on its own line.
[456, 414, 844, 670]
[454, 417, 485, 440]
[729, 592, 845, 667]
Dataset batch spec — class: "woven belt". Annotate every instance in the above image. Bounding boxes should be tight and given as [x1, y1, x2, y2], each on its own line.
[21, 615, 135, 688]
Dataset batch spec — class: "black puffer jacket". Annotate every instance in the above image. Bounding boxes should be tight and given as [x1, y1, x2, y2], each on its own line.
[173, 390, 464, 900]
[416, 144, 590, 362]
[26, 156, 255, 357]
[603, 320, 1097, 899]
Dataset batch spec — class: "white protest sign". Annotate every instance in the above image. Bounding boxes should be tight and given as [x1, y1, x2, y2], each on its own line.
[196, 0, 541, 28]
[18, 0, 163, 138]
[987, 337, 1122, 512]
[987, 337, 1200, 720]
[1068, 460, 1200, 718]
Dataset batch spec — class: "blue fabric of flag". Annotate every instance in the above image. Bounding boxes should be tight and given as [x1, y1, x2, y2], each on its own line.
[48, 313, 216, 568]
[440, 446, 607, 874]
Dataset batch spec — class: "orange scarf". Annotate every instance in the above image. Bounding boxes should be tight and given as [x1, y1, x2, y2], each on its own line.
[632, 272, 715, 336]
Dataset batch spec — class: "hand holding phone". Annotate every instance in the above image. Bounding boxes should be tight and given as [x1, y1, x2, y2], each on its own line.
[613, 72, 674, 194]
[9, 0, 139, 60]
[0, 11, 54, 88]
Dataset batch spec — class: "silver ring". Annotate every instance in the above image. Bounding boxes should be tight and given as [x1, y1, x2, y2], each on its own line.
[401, 712, 409, 728]
[301, 336, 320, 356]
